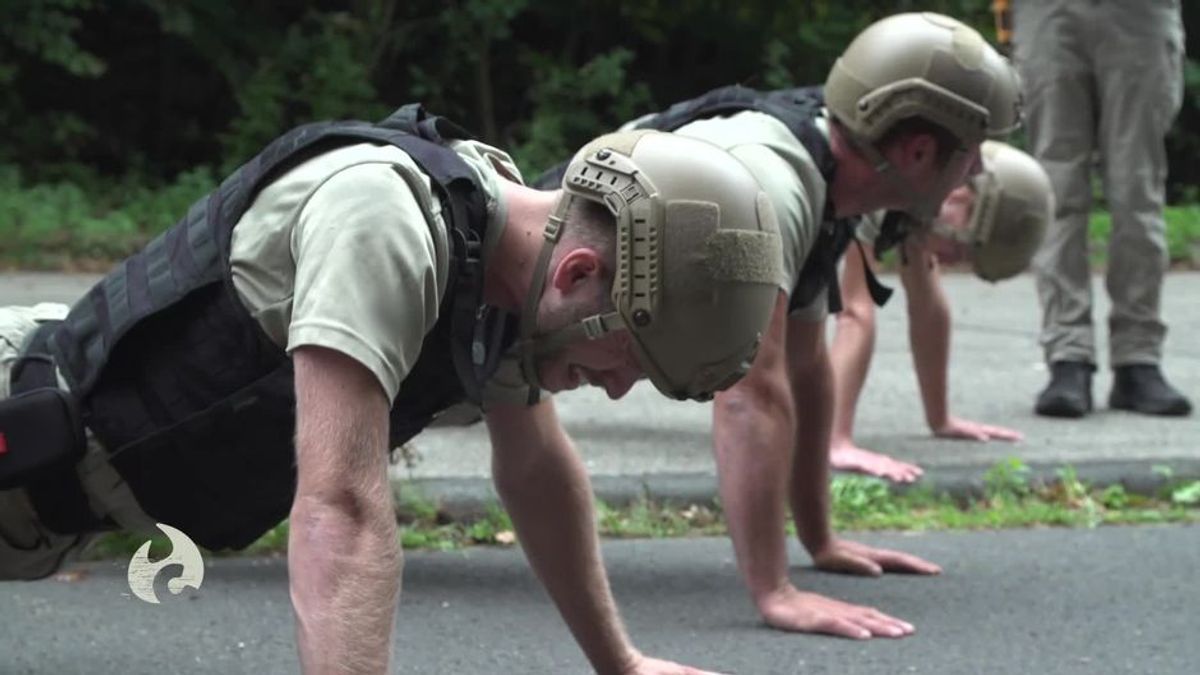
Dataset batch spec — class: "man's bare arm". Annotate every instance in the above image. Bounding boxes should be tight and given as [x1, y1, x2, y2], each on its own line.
[828, 244, 924, 482]
[486, 399, 723, 675]
[788, 316, 939, 589]
[901, 239, 1022, 442]
[713, 292, 795, 604]
[786, 318, 838, 556]
[290, 346, 400, 675]
[711, 293, 912, 639]
[829, 246, 879, 449]
[485, 398, 643, 673]
[900, 240, 953, 431]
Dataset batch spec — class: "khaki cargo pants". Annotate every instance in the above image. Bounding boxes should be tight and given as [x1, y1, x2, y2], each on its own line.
[1014, 0, 1185, 366]
[0, 304, 154, 580]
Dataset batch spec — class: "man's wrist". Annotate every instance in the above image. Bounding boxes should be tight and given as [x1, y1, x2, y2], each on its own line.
[925, 409, 949, 432]
[798, 521, 834, 556]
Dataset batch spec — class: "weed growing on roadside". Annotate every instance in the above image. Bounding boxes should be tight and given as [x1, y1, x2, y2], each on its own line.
[85, 460, 1200, 558]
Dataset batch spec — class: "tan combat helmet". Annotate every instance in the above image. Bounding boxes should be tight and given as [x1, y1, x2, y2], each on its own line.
[961, 141, 1053, 282]
[824, 12, 1023, 220]
[824, 12, 1022, 149]
[521, 130, 783, 401]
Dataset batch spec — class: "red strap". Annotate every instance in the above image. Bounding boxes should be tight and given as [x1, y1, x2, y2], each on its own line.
[0, 432, 7, 455]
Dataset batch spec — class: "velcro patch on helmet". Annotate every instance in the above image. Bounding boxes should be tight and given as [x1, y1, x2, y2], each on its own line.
[576, 129, 653, 162]
[702, 229, 782, 285]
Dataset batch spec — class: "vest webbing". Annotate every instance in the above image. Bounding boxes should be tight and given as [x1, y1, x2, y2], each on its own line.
[40, 104, 493, 549]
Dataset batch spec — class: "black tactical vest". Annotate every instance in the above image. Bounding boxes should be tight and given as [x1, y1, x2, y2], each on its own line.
[44, 104, 494, 550]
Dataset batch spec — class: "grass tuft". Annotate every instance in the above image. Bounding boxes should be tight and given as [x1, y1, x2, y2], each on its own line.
[84, 459, 1200, 560]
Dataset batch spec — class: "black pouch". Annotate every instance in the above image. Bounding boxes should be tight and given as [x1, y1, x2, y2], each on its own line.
[0, 388, 87, 490]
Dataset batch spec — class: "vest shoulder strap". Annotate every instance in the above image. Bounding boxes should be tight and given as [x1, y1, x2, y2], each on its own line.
[51, 104, 491, 397]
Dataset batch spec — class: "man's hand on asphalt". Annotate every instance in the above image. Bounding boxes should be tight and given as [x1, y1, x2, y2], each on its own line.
[932, 416, 1024, 443]
[830, 440, 924, 483]
[757, 585, 915, 640]
[618, 654, 728, 675]
[812, 538, 942, 577]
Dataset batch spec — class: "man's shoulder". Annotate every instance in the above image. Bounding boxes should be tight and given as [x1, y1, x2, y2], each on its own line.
[676, 112, 823, 188]
[291, 142, 417, 181]
[449, 140, 524, 186]
[263, 139, 510, 206]
[675, 110, 796, 150]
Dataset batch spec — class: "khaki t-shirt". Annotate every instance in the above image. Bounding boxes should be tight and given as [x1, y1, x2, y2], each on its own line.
[856, 209, 885, 246]
[670, 110, 831, 320]
[229, 140, 526, 405]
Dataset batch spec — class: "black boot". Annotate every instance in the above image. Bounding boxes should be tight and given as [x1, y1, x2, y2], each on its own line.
[1035, 361, 1094, 418]
[1109, 364, 1193, 416]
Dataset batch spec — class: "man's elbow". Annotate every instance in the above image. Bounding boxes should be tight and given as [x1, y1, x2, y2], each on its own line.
[834, 297, 876, 332]
[715, 367, 793, 429]
[290, 483, 398, 552]
[491, 447, 555, 503]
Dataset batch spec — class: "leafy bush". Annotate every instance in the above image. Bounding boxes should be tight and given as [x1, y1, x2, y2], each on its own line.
[1089, 206, 1200, 266]
[0, 163, 215, 267]
[512, 47, 652, 178]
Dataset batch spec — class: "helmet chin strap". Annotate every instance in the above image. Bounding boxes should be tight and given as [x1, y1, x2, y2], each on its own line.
[848, 129, 964, 223]
[517, 192, 627, 394]
[517, 193, 571, 392]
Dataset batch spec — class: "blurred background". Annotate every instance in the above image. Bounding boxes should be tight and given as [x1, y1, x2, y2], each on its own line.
[2, 0, 1197, 268]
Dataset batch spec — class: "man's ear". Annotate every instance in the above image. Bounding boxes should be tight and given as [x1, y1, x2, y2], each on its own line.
[905, 133, 939, 169]
[549, 247, 603, 293]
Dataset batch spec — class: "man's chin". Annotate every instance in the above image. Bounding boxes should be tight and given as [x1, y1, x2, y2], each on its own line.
[538, 366, 581, 393]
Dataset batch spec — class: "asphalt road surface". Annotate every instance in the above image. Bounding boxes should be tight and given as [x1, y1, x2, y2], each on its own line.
[2, 525, 1197, 674]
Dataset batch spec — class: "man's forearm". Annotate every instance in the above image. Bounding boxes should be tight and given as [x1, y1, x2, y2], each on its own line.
[713, 372, 795, 602]
[829, 298, 877, 442]
[829, 244, 879, 443]
[289, 492, 401, 675]
[786, 327, 836, 554]
[492, 426, 636, 675]
[900, 252, 953, 430]
[290, 346, 401, 675]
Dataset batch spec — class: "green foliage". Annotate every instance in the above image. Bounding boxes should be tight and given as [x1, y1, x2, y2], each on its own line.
[512, 48, 652, 178]
[1099, 484, 1130, 510]
[396, 488, 441, 523]
[220, 11, 390, 169]
[0, 0, 106, 165]
[0, 0, 106, 81]
[595, 498, 722, 538]
[1090, 206, 1200, 266]
[3, 0, 1200, 267]
[983, 457, 1032, 502]
[830, 476, 898, 520]
[1170, 481, 1200, 507]
[0, 163, 216, 267]
[394, 491, 518, 551]
[85, 465, 1200, 559]
[83, 530, 172, 561]
[1166, 55, 1200, 200]
[466, 504, 515, 543]
[1051, 466, 1101, 528]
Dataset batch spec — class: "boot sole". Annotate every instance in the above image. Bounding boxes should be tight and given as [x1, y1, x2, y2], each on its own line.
[1109, 395, 1192, 417]
[1035, 398, 1092, 418]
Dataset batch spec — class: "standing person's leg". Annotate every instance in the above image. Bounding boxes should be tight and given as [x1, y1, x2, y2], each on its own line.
[1094, 0, 1191, 415]
[1014, 0, 1098, 417]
